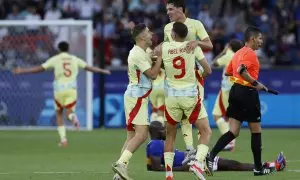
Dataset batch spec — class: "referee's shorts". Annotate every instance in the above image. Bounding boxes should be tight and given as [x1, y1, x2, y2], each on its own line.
[226, 83, 261, 122]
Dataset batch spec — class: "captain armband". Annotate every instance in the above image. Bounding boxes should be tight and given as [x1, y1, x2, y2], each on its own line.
[237, 64, 247, 75]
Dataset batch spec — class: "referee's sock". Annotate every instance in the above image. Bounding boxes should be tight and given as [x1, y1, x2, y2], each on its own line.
[251, 133, 263, 170]
[211, 131, 236, 158]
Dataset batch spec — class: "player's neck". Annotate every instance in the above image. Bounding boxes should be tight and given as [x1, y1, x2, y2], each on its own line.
[177, 15, 186, 23]
[136, 43, 148, 51]
[245, 43, 255, 50]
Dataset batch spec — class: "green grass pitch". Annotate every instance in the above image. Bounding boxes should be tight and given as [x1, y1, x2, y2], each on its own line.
[0, 129, 299, 180]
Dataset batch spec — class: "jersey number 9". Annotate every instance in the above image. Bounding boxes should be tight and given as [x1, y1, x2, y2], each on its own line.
[173, 56, 186, 79]
[63, 62, 72, 77]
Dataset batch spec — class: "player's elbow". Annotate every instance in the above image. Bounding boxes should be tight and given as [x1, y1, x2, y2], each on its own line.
[207, 42, 213, 50]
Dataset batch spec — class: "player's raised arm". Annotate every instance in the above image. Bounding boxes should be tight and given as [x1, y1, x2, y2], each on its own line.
[212, 45, 229, 67]
[13, 66, 45, 74]
[84, 66, 111, 75]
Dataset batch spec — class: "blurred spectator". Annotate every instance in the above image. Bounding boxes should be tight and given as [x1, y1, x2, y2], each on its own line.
[78, 0, 101, 19]
[8, 4, 23, 20]
[197, 4, 213, 31]
[0, 0, 300, 68]
[44, 1, 62, 20]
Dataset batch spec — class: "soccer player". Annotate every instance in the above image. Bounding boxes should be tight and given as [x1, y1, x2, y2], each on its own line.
[112, 24, 162, 180]
[164, 0, 213, 156]
[159, 22, 212, 180]
[211, 39, 243, 151]
[149, 69, 165, 125]
[206, 27, 276, 176]
[13, 41, 110, 147]
[145, 121, 286, 172]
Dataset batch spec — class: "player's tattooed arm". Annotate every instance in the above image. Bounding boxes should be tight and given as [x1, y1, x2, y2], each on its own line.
[197, 37, 213, 50]
[198, 58, 212, 78]
[12, 66, 45, 74]
[186, 37, 213, 53]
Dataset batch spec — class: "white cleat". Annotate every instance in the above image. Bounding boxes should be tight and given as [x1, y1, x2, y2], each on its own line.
[188, 160, 206, 180]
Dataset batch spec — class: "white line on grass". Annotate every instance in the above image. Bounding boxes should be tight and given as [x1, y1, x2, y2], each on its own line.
[0, 171, 111, 175]
[288, 170, 300, 172]
[0, 172, 17, 175]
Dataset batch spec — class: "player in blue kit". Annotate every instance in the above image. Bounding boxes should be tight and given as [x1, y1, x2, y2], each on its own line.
[146, 121, 286, 172]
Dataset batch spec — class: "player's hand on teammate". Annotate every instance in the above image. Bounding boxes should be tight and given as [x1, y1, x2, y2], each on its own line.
[12, 67, 23, 74]
[153, 44, 162, 57]
[186, 40, 198, 53]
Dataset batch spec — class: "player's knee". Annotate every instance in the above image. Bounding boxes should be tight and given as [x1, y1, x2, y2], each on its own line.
[200, 125, 212, 138]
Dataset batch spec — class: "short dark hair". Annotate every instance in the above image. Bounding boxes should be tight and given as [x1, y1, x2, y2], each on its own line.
[167, 0, 185, 12]
[244, 26, 262, 42]
[58, 41, 69, 52]
[229, 39, 244, 52]
[131, 23, 146, 40]
[173, 22, 188, 39]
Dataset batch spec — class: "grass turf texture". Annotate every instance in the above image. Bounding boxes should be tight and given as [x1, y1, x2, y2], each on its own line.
[0, 129, 299, 180]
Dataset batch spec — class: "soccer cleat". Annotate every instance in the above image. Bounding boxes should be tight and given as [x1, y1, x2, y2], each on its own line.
[222, 140, 235, 152]
[72, 115, 80, 130]
[58, 140, 68, 147]
[253, 166, 276, 176]
[188, 160, 206, 180]
[275, 152, 286, 171]
[182, 149, 197, 165]
[205, 153, 214, 176]
[112, 162, 132, 180]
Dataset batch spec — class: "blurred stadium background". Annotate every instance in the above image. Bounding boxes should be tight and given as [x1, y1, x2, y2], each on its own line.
[0, 0, 300, 180]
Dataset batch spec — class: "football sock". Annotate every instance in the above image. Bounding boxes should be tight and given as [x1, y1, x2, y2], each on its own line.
[57, 126, 66, 141]
[211, 131, 235, 158]
[117, 149, 133, 166]
[181, 121, 194, 150]
[216, 117, 229, 134]
[196, 144, 209, 162]
[251, 133, 263, 170]
[164, 152, 175, 177]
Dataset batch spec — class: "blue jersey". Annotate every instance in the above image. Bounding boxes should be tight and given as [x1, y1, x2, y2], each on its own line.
[146, 140, 185, 170]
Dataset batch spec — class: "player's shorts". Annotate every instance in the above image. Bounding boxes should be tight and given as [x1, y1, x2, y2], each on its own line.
[226, 83, 261, 122]
[54, 88, 77, 111]
[164, 95, 207, 125]
[212, 89, 230, 117]
[149, 88, 165, 112]
[124, 95, 150, 131]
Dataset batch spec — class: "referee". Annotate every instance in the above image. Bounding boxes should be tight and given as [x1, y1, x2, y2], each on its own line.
[206, 27, 276, 176]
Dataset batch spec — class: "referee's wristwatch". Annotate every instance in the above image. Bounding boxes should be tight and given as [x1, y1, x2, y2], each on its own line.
[251, 80, 258, 86]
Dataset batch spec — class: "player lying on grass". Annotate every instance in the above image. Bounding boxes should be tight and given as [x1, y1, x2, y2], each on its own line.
[13, 41, 111, 147]
[146, 121, 286, 172]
